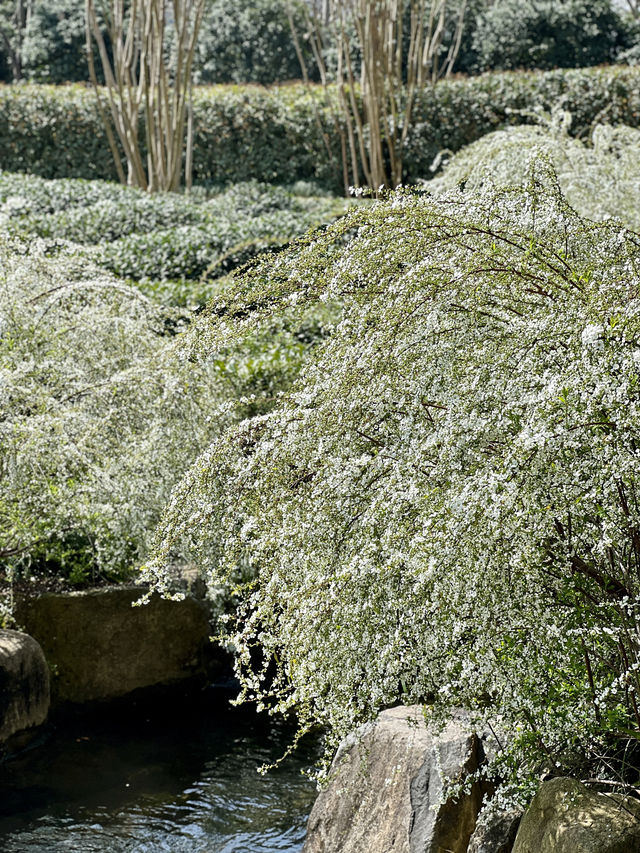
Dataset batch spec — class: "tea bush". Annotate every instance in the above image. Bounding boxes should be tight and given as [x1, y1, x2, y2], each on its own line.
[144, 164, 640, 802]
[0, 174, 346, 304]
[99, 210, 330, 284]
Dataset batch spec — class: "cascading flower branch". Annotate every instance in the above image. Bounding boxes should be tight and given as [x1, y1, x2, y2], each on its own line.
[145, 158, 640, 797]
[0, 238, 228, 607]
[429, 116, 640, 232]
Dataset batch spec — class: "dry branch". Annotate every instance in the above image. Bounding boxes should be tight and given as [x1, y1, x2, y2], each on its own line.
[292, 0, 466, 192]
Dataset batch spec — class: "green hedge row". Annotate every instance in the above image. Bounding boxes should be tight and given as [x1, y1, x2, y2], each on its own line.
[2, 66, 640, 190]
[0, 172, 345, 304]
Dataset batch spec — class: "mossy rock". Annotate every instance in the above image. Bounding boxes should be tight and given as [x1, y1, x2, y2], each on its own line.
[0, 629, 49, 741]
[513, 777, 640, 853]
[14, 587, 220, 706]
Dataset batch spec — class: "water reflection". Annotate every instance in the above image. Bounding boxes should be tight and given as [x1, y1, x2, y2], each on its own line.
[0, 686, 317, 852]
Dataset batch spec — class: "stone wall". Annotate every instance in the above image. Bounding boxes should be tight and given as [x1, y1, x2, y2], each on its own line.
[14, 586, 223, 706]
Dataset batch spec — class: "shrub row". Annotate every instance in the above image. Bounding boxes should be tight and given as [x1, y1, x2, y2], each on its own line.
[0, 173, 344, 303]
[1, 66, 640, 190]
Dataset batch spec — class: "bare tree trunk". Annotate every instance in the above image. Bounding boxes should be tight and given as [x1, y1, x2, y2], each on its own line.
[1, 0, 33, 81]
[12, 0, 23, 79]
[624, 0, 640, 17]
[85, 0, 204, 193]
[291, 0, 467, 193]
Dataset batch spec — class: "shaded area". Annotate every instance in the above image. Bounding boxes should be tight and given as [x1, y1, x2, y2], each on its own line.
[0, 686, 317, 852]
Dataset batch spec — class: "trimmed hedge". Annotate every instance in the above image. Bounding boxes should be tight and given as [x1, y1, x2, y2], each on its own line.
[0, 173, 345, 303]
[1, 66, 640, 190]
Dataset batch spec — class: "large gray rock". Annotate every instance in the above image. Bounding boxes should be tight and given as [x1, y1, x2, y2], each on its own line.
[513, 777, 640, 853]
[467, 807, 521, 853]
[15, 587, 219, 705]
[0, 629, 49, 741]
[303, 706, 483, 853]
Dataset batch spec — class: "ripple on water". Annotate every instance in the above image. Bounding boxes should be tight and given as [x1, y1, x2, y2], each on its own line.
[0, 692, 317, 853]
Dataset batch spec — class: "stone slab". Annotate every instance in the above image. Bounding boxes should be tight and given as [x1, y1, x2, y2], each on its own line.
[15, 587, 216, 705]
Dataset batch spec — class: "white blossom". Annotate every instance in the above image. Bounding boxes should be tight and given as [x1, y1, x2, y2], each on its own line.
[581, 324, 604, 350]
[142, 158, 640, 802]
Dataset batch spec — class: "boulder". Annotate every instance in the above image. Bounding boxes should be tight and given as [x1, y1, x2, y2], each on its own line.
[14, 587, 220, 705]
[467, 807, 521, 853]
[303, 705, 483, 853]
[0, 629, 49, 741]
[513, 777, 640, 853]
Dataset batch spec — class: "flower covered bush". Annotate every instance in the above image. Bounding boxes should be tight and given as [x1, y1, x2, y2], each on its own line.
[0, 241, 221, 599]
[429, 113, 640, 231]
[144, 162, 640, 800]
[0, 236, 325, 624]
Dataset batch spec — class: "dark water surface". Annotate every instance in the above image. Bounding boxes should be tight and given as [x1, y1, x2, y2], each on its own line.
[0, 687, 317, 852]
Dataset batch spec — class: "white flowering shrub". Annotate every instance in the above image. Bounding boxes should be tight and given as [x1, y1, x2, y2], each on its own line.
[145, 162, 640, 796]
[429, 115, 640, 231]
[0, 231, 332, 623]
[0, 240, 226, 598]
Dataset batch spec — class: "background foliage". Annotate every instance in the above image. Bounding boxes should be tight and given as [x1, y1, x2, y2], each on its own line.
[0, 0, 102, 84]
[1, 0, 638, 84]
[470, 0, 631, 72]
[2, 66, 640, 191]
[21, 0, 91, 83]
[195, 0, 311, 85]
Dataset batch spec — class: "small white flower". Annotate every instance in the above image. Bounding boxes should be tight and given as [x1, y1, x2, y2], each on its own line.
[581, 323, 604, 349]
[2, 195, 28, 215]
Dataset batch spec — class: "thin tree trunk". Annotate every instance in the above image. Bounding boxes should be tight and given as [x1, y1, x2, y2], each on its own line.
[86, 0, 204, 193]
[295, 0, 467, 193]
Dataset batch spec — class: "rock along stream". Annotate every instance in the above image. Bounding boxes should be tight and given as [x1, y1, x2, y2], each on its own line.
[0, 686, 317, 853]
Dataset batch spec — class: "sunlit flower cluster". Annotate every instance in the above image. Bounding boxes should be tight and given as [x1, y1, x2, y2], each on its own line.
[429, 113, 640, 230]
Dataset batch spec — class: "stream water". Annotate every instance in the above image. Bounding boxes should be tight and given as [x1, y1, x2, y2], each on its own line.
[0, 685, 317, 853]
